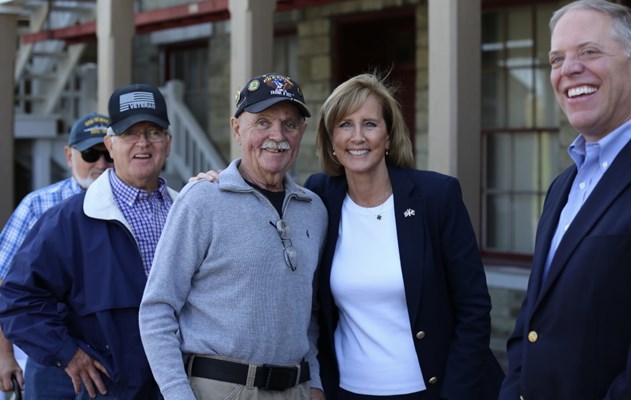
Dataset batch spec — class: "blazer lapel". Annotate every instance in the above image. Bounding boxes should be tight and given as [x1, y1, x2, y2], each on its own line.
[529, 168, 575, 301]
[318, 176, 348, 329]
[389, 166, 425, 326]
[537, 139, 631, 303]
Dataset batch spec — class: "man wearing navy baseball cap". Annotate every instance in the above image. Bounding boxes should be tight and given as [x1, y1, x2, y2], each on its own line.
[66, 112, 113, 188]
[0, 83, 176, 399]
[0, 112, 112, 399]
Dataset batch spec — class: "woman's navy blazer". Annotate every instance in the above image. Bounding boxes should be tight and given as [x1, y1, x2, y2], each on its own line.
[305, 165, 503, 400]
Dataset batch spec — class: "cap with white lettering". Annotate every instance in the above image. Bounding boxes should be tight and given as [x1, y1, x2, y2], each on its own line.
[108, 83, 170, 134]
[68, 113, 109, 151]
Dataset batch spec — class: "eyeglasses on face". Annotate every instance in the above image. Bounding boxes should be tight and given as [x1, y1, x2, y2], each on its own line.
[118, 128, 168, 143]
[77, 148, 113, 163]
[271, 219, 298, 271]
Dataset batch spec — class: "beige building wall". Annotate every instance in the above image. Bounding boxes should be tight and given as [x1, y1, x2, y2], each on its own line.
[127, 0, 481, 234]
[287, 0, 428, 184]
[146, 0, 429, 186]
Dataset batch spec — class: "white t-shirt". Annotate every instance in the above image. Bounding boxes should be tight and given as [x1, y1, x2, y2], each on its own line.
[330, 193, 425, 395]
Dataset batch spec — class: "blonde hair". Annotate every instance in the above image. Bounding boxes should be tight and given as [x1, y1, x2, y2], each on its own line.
[316, 73, 414, 176]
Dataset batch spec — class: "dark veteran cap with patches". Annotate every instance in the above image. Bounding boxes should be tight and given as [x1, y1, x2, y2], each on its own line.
[234, 73, 310, 118]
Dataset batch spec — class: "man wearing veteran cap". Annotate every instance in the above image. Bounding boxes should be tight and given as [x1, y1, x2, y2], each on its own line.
[139, 73, 327, 400]
[0, 112, 112, 399]
[0, 83, 176, 399]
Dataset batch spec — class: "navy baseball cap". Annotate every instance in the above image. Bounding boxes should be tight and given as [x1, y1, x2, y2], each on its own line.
[108, 83, 170, 134]
[68, 113, 109, 151]
[234, 73, 310, 118]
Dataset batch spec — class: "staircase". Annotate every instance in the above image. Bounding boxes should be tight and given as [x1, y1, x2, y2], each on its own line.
[12, 0, 224, 191]
[162, 80, 226, 188]
[13, 0, 94, 191]
[14, 1, 93, 127]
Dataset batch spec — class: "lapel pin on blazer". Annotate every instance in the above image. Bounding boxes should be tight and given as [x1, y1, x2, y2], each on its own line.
[404, 208, 415, 218]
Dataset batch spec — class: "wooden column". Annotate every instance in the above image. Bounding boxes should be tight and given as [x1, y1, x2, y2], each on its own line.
[427, 0, 482, 236]
[0, 7, 18, 226]
[228, 0, 276, 159]
[97, 0, 135, 113]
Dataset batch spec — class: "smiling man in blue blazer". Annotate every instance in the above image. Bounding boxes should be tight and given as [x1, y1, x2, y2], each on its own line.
[500, 1, 631, 399]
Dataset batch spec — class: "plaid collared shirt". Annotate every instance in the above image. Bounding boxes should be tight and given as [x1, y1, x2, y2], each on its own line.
[109, 171, 172, 276]
[0, 178, 83, 279]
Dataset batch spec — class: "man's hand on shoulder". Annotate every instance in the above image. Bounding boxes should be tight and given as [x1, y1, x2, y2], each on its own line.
[188, 169, 222, 184]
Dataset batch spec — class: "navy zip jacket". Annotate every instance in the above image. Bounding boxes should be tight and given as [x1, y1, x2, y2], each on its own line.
[0, 170, 177, 399]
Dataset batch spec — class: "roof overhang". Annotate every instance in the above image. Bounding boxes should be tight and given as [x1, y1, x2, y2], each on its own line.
[22, 0, 352, 44]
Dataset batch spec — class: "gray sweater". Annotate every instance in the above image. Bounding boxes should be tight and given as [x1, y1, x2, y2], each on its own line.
[139, 159, 327, 399]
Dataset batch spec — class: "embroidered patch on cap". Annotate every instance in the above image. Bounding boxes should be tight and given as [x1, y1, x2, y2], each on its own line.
[68, 112, 110, 151]
[108, 83, 170, 134]
[263, 75, 296, 99]
[82, 116, 109, 135]
[119, 91, 156, 112]
[248, 80, 260, 91]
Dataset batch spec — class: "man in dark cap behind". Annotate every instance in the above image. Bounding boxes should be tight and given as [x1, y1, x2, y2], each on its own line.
[0, 83, 176, 399]
[139, 73, 327, 400]
[0, 112, 112, 399]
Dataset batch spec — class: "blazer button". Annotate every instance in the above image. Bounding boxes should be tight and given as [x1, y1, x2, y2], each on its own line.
[428, 376, 438, 385]
[528, 331, 538, 343]
[415, 331, 425, 340]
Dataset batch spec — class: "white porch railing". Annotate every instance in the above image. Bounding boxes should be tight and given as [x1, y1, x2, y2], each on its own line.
[161, 80, 225, 186]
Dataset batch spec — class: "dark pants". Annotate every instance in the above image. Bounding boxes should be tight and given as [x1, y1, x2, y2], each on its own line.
[338, 388, 427, 400]
[24, 358, 75, 400]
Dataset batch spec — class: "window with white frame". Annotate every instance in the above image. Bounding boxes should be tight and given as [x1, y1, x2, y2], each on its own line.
[481, 4, 567, 257]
